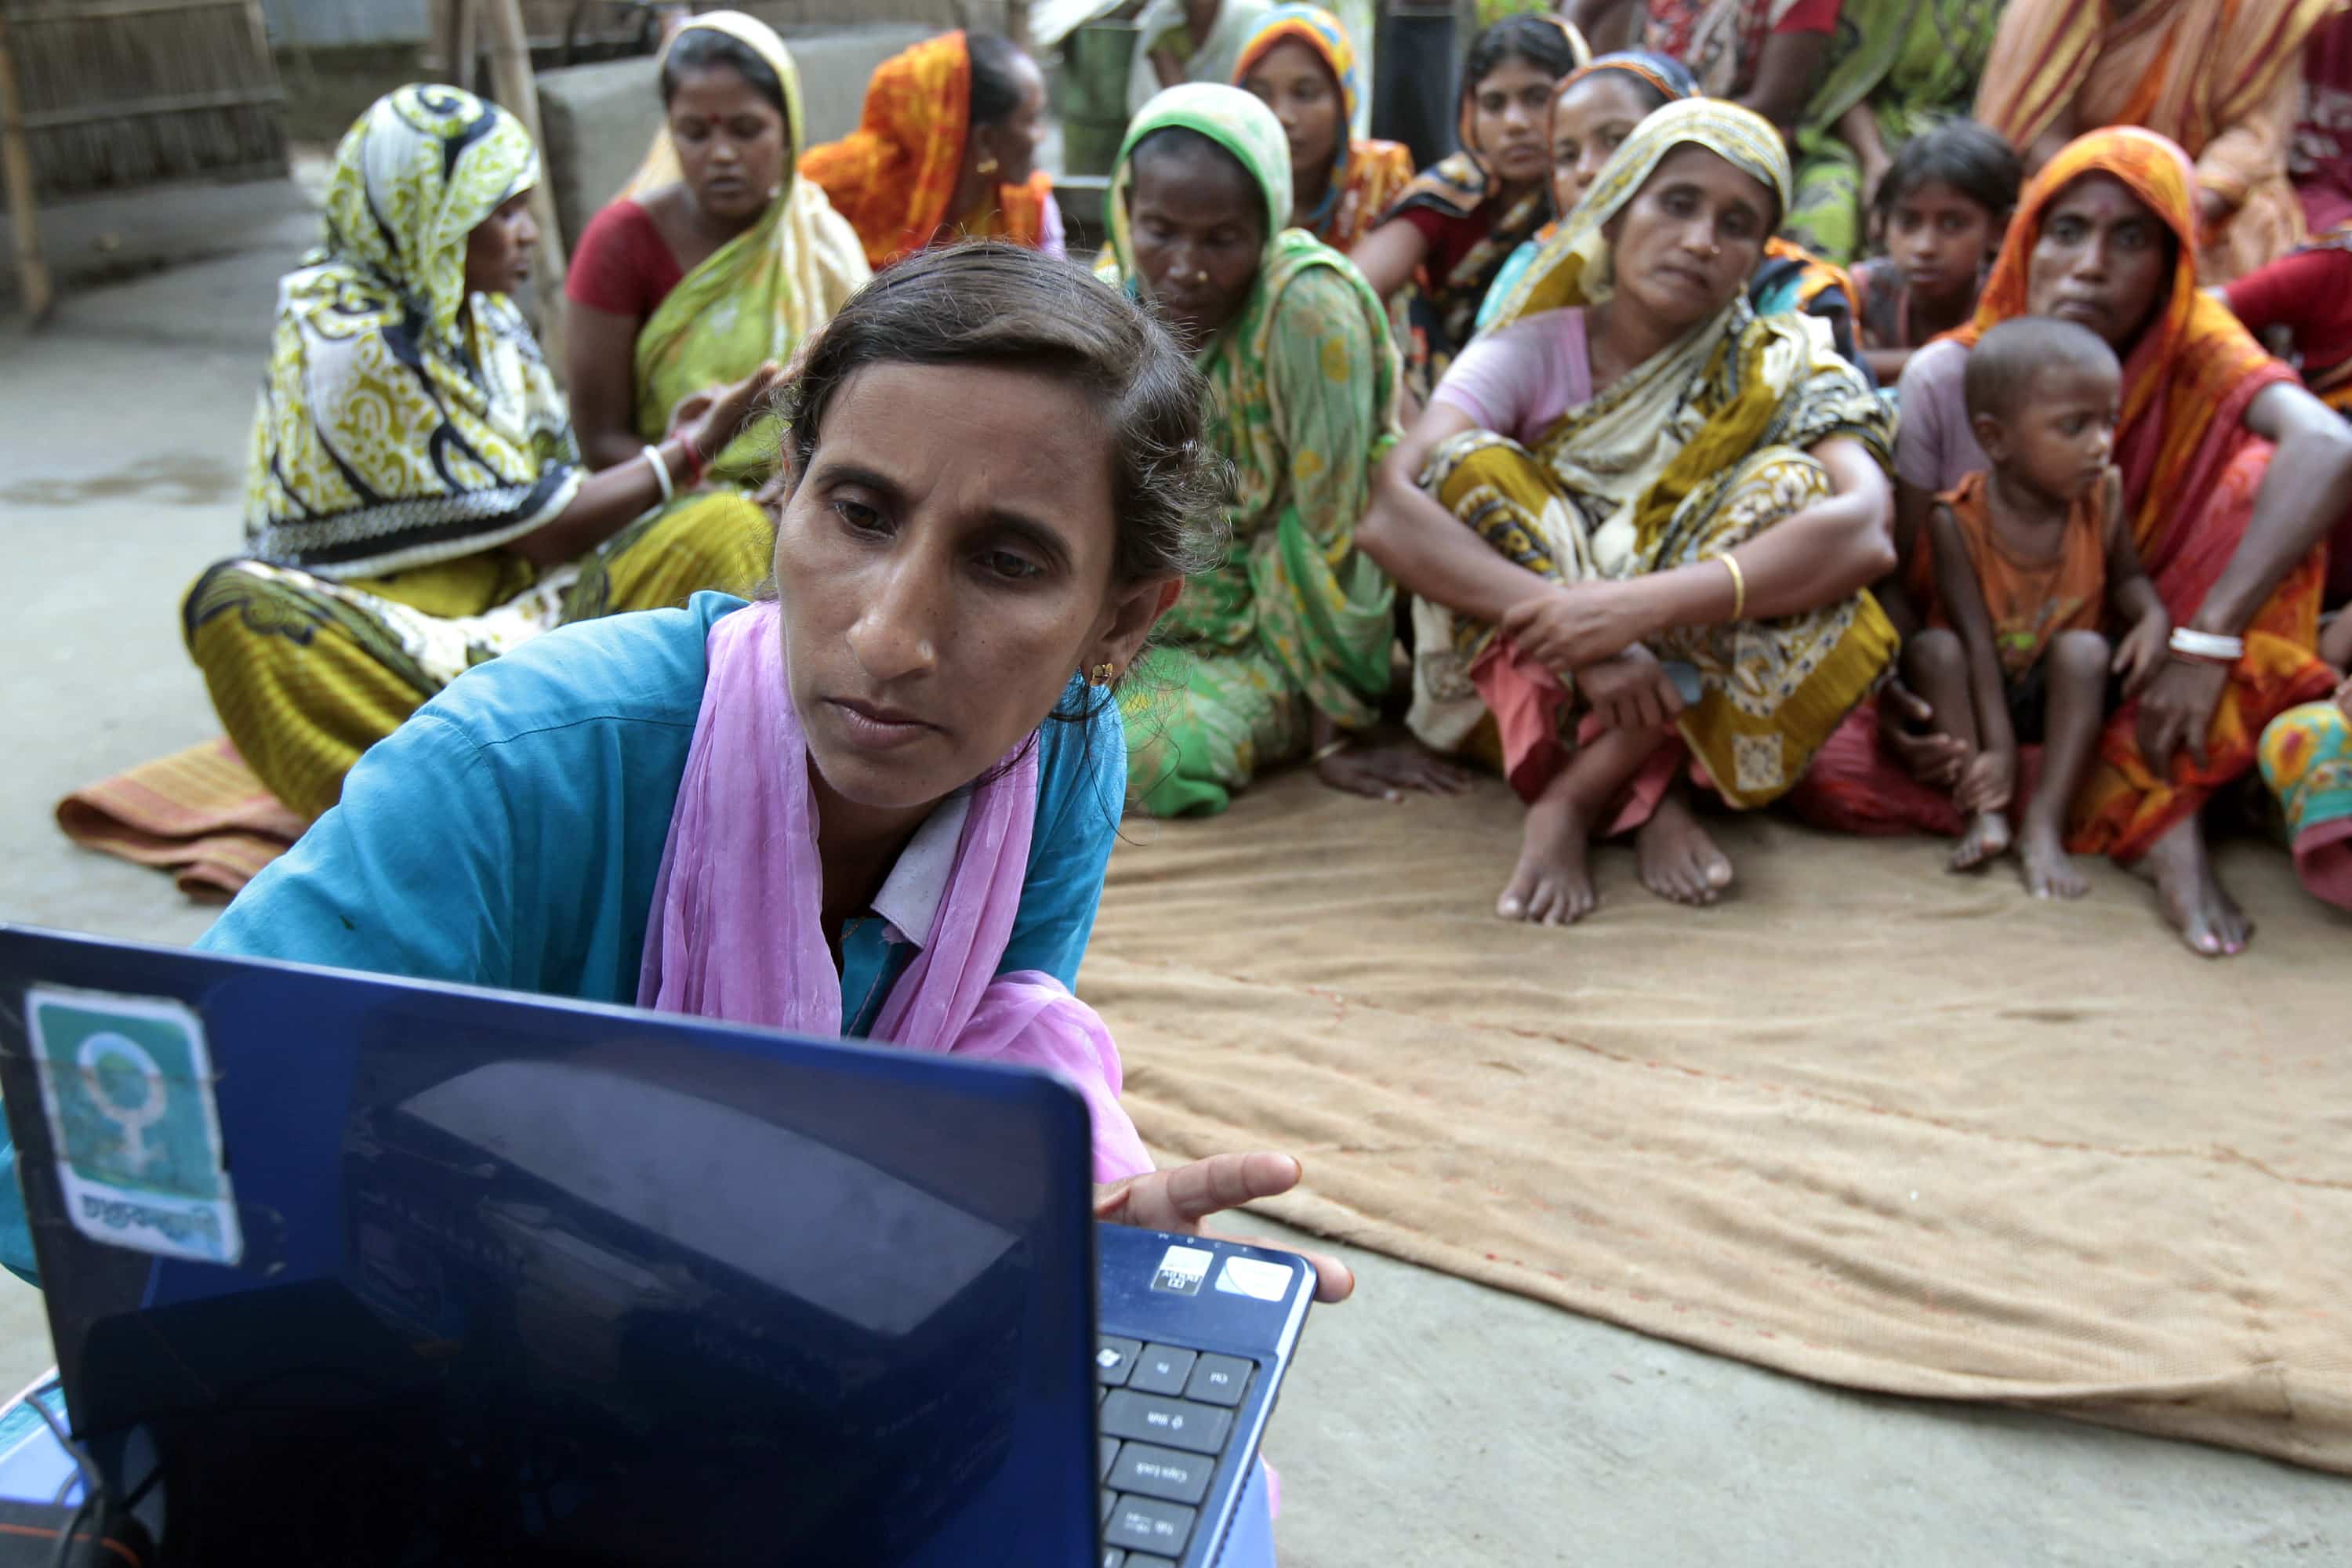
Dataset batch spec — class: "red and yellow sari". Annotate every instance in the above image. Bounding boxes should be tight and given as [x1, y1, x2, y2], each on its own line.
[1973, 0, 2340, 281]
[1231, 4, 1414, 250]
[797, 31, 1053, 269]
[1794, 129, 2339, 858]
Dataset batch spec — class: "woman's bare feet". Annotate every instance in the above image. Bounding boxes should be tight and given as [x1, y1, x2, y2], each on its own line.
[2016, 815, 2088, 899]
[1497, 771, 1597, 925]
[1635, 787, 1733, 906]
[1948, 811, 2012, 873]
[2135, 815, 2252, 956]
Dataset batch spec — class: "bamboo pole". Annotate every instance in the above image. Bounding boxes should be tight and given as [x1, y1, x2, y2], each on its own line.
[452, 0, 480, 96]
[0, 6, 52, 321]
[481, 0, 569, 381]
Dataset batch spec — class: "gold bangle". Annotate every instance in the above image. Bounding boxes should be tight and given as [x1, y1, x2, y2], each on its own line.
[1720, 553, 1747, 622]
[1312, 737, 1352, 764]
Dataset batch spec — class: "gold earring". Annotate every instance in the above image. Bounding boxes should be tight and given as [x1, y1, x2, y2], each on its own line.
[977, 154, 1000, 176]
[1089, 662, 1117, 687]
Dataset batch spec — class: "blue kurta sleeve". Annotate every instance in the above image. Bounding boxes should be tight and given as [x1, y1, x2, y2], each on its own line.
[997, 688, 1128, 988]
[195, 710, 522, 985]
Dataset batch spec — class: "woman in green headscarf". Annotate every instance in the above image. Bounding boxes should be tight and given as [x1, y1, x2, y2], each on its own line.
[1781, 0, 2004, 263]
[1359, 98, 1898, 924]
[1099, 84, 1471, 815]
[565, 10, 870, 482]
[186, 85, 781, 822]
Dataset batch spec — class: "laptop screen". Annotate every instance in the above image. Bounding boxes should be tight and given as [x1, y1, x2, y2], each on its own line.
[0, 928, 1102, 1566]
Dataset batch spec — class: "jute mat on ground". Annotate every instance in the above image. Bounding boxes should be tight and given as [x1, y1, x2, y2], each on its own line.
[1084, 770, 2352, 1474]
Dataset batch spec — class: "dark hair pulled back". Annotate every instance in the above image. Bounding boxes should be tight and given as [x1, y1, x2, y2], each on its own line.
[966, 33, 1028, 130]
[1462, 14, 1582, 102]
[1875, 118, 2023, 226]
[662, 27, 789, 122]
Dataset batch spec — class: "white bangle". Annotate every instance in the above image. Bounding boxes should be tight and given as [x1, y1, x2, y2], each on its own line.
[2168, 626, 2245, 665]
[639, 444, 674, 506]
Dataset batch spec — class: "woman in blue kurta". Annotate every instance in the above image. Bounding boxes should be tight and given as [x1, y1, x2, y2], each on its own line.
[2, 245, 1348, 1559]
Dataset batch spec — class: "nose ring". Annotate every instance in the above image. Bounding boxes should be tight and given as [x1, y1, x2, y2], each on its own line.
[1192, 270, 1209, 284]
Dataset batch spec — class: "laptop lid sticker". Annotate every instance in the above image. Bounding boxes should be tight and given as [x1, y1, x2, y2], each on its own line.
[1215, 1254, 1293, 1302]
[25, 985, 243, 1267]
[1152, 1243, 1212, 1295]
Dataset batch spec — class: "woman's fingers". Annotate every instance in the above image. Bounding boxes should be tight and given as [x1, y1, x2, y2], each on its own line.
[1882, 681, 1935, 728]
[1100, 1152, 1302, 1232]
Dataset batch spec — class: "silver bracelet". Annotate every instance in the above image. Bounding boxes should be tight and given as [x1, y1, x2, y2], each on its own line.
[2167, 626, 2244, 665]
[639, 444, 674, 506]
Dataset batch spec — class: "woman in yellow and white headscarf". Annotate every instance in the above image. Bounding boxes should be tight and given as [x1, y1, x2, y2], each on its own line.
[565, 10, 869, 481]
[1359, 98, 1898, 924]
[187, 85, 785, 822]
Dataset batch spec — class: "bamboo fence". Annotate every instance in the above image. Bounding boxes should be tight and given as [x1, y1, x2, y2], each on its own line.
[2, 0, 285, 198]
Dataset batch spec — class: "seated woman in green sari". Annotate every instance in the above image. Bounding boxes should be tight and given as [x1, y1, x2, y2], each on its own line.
[187, 85, 782, 822]
[1099, 85, 1472, 815]
[564, 9, 869, 482]
[1359, 99, 1899, 924]
[1782, 0, 2005, 263]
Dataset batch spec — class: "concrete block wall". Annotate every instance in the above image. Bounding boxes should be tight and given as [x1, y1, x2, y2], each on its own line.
[534, 22, 935, 245]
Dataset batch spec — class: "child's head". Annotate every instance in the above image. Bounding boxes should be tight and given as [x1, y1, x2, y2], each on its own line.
[1876, 119, 2020, 308]
[1964, 318, 2122, 502]
[1461, 15, 1584, 193]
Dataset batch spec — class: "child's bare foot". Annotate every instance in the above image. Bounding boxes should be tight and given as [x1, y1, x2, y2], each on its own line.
[2016, 817, 2088, 898]
[1948, 811, 2012, 872]
[1497, 779, 1598, 926]
[1635, 789, 1733, 906]
[2135, 816, 2252, 956]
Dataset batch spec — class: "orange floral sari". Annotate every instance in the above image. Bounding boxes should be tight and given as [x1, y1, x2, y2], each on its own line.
[1794, 129, 2337, 858]
[797, 31, 1052, 269]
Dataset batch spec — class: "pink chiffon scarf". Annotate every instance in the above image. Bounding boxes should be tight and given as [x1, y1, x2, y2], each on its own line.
[636, 600, 1149, 1180]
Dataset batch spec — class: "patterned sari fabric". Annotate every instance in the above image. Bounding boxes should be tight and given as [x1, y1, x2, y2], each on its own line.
[625, 12, 869, 477]
[189, 85, 770, 821]
[241, 87, 575, 577]
[1792, 129, 2339, 861]
[1385, 17, 1588, 397]
[1232, 4, 1414, 249]
[1973, 0, 2342, 282]
[798, 30, 1055, 269]
[1423, 100, 1898, 811]
[1102, 85, 1404, 817]
[1784, 0, 2003, 262]
[2257, 695, 2352, 911]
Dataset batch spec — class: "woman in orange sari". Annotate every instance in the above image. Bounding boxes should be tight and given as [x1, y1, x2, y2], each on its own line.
[1232, 5, 1413, 249]
[1792, 129, 2352, 954]
[797, 31, 1059, 267]
[1972, 0, 2340, 282]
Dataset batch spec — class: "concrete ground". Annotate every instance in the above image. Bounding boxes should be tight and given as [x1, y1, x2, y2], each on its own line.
[3, 188, 2349, 1566]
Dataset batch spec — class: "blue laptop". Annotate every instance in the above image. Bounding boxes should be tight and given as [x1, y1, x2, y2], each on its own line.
[0, 925, 1316, 1566]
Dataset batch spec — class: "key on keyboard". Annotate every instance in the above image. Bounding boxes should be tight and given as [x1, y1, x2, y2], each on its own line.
[1096, 1338, 1257, 1565]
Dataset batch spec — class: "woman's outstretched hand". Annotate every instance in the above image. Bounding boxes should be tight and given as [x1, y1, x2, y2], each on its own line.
[672, 361, 784, 472]
[1094, 1152, 1355, 1304]
[1316, 742, 1475, 803]
[1500, 582, 1645, 675]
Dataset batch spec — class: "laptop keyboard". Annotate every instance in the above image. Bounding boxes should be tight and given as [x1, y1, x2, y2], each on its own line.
[1094, 1334, 1257, 1567]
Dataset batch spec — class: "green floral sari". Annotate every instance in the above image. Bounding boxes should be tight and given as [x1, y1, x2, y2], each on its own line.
[1103, 84, 1403, 816]
[1784, 0, 2004, 263]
